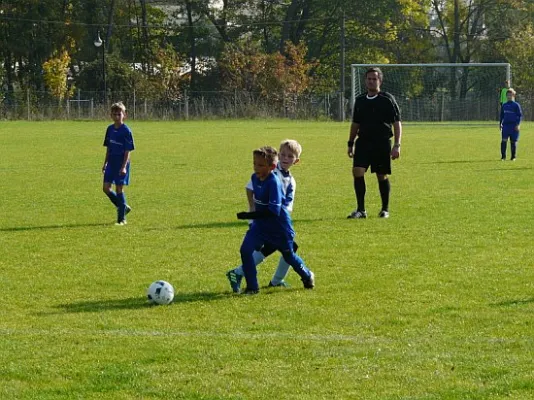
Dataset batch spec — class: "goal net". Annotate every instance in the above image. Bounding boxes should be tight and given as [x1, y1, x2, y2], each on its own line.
[350, 63, 511, 122]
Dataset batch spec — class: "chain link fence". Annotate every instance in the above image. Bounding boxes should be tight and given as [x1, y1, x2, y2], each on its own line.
[0, 90, 341, 121]
[1, 89, 532, 121]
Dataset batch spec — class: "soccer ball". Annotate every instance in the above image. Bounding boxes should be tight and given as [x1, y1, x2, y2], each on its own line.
[147, 280, 174, 305]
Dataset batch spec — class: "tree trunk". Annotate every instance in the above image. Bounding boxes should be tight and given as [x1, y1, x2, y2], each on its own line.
[185, 0, 197, 91]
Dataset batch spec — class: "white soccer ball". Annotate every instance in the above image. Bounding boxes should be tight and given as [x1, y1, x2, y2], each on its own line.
[147, 280, 175, 305]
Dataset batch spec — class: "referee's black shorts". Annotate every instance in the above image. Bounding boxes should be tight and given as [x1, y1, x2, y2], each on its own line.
[353, 138, 392, 175]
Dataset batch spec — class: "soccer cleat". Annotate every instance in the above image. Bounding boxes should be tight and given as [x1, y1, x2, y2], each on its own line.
[511, 157, 516, 161]
[125, 205, 132, 215]
[242, 288, 259, 295]
[378, 210, 390, 218]
[115, 220, 127, 226]
[226, 269, 243, 293]
[268, 280, 290, 288]
[302, 271, 315, 289]
[347, 210, 367, 219]
[501, 158, 506, 161]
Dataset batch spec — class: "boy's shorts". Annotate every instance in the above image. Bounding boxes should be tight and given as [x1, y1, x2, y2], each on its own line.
[104, 159, 131, 186]
[501, 126, 519, 142]
[353, 138, 392, 175]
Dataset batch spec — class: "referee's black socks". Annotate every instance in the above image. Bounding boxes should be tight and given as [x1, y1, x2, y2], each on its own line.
[353, 176, 366, 212]
[378, 179, 390, 212]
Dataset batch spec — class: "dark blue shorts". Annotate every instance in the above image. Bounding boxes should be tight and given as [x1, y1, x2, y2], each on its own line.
[104, 159, 130, 186]
[502, 126, 519, 142]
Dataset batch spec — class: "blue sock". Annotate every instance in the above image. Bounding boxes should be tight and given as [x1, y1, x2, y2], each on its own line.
[501, 141, 507, 159]
[106, 190, 119, 207]
[511, 141, 517, 158]
[117, 192, 126, 222]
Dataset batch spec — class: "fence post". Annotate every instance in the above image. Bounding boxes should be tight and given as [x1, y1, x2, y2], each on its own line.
[184, 90, 189, 120]
[27, 89, 30, 121]
[144, 99, 147, 116]
[77, 88, 81, 119]
[133, 89, 136, 120]
[91, 99, 94, 119]
[66, 96, 70, 119]
[234, 89, 237, 117]
[440, 90, 445, 122]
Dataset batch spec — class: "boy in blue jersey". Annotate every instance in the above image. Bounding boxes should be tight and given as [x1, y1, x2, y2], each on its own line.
[500, 89, 522, 161]
[236, 146, 315, 295]
[102, 102, 135, 225]
[227, 140, 302, 293]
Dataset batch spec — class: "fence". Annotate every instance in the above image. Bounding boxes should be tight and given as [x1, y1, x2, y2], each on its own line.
[0, 90, 339, 121]
[0, 89, 532, 121]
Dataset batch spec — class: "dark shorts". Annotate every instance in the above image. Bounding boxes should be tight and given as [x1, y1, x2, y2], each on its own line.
[353, 138, 392, 175]
[501, 126, 519, 142]
[104, 159, 131, 186]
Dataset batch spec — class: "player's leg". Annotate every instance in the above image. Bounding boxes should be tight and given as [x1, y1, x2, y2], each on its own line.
[510, 131, 519, 160]
[239, 230, 264, 293]
[501, 130, 509, 160]
[279, 241, 314, 289]
[115, 184, 127, 224]
[372, 140, 392, 218]
[269, 241, 298, 287]
[227, 250, 266, 293]
[115, 163, 131, 224]
[102, 181, 118, 206]
[348, 139, 370, 219]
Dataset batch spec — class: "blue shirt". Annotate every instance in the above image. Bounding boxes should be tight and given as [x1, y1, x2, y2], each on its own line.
[103, 124, 135, 157]
[500, 101, 522, 126]
[250, 172, 295, 241]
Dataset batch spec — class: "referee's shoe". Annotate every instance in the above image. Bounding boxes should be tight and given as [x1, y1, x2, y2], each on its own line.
[347, 210, 367, 219]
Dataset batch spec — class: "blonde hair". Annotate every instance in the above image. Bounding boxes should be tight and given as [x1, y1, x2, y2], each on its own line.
[111, 101, 127, 113]
[253, 146, 278, 165]
[279, 139, 302, 158]
[506, 88, 516, 96]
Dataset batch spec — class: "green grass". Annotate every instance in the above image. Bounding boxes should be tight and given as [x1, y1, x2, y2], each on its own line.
[0, 120, 533, 400]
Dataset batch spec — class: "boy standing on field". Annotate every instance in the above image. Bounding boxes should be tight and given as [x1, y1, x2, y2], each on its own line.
[236, 146, 315, 295]
[227, 139, 302, 293]
[500, 89, 522, 161]
[102, 102, 135, 225]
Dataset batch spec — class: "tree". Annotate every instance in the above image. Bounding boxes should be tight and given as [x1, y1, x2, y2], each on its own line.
[42, 49, 74, 104]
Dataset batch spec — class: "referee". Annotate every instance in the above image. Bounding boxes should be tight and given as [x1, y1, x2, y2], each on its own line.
[347, 67, 402, 219]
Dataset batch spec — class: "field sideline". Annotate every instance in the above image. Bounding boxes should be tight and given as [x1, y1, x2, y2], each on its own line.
[0, 120, 533, 399]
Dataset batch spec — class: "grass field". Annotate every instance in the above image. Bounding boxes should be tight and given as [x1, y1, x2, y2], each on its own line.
[0, 120, 533, 400]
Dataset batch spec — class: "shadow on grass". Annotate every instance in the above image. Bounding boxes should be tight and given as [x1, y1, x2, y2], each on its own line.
[491, 298, 534, 307]
[169, 218, 330, 231]
[53, 291, 230, 314]
[0, 222, 112, 232]
[418, 159, 497, 165]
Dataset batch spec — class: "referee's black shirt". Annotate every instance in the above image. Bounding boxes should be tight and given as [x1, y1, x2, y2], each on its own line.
[352, 92, 401, 141]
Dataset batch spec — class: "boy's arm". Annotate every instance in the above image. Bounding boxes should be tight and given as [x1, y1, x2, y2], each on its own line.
[102, 148, 110, 172]
[246, 188, 255, 212]
[120, 151, 130, 175]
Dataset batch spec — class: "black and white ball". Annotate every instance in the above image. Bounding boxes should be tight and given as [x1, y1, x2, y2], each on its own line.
[147, 280, 174, 305]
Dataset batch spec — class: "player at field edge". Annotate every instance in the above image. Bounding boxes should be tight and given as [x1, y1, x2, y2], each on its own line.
[500, 80, 513, 106]
[500, 89, 522, 161]
[227, 139, 303, 293]
[236, 146, 315, 295]
[102, 101, 135, 225]
[347, 67, 402, 219]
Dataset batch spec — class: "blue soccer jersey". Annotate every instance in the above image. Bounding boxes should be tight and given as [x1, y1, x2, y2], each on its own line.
[500, 101, 522, 126]
[250, 172, 295, 242]
[246, 163, 297, 212]
[103, 123, 135, 157]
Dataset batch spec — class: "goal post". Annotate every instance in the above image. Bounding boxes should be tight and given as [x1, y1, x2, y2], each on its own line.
[350, 63, 511, 122]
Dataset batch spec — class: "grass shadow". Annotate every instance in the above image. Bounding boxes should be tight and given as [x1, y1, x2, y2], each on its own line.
[491, 298, 534, 307]
[0, 222, 112, 233]
[417, 159, 497, 165]
[54, 297, 152, 313]
[169, 217, 330, 231]
[51, 291, 231, 314]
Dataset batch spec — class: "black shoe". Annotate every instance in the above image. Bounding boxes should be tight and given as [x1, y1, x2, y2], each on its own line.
[302, 271, 315, 289]
[242, 288, 259, 295]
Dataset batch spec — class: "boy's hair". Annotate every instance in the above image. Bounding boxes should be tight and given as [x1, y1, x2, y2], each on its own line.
[280, 139, 302, 158]
[506, 88, 516, 96]
[111, 101, 127, 113]
[253, 146, 278, 165]
[365, 67, 383, 81]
